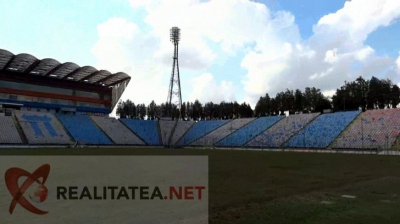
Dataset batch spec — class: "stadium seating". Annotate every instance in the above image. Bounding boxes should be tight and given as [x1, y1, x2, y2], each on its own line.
[285, 111, 361, 148]
[216, 116, 284, 147]
[170, 121, 195, 146]
[159, 120, 177, 145]
[90, 116, 145, 145]
[0, 115, 22, 144]
[190, 118, 255, 146]
[15, 111, 71, 144]
[177, 120, 229, 146]
[333, 109, 400, 149]
[246, 113, 319, 148]
[120, 119, 160, 145]
[56, 114, 112, 145]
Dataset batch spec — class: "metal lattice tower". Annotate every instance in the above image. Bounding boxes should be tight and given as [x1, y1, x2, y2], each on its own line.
[166, 27, 182, 118]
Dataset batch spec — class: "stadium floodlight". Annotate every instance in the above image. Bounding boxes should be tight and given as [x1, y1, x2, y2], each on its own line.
[170, 27, 180, 43]
[166, 27, 183, 121]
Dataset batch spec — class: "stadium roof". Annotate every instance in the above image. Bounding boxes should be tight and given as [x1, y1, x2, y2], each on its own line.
[0, 49, 130, 87]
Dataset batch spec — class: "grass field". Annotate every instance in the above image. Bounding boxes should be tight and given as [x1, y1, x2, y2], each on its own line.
[2, 147, 400, 223]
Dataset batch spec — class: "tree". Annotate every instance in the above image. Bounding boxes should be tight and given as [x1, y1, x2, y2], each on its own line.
[116, 99, 136, 118]
[294, 89, 303, 112]
[380, 79, 392, 109]
[136, 103, 146, 119]
[303, 87, 312, 112]
[254, 94, 272, 116]
[368, 76, 381, 109]
[238, 102, 253, 118]
[284, 89, 295, 114]
[332, 83, 357, 111]
[391, 84, 400, 108]
[116, 101, 125, 118]
[233, 101, 240, 118]
[180, 103, 186, 120]
[315, 97, 332, 113]
[147, 100, 156, 120]
[117, 75, 400, 121]
[270, 98, 279, 115]
[354, 76, 368, 111]
[254, 97, 265, 117]
[192, 100, 202, 120]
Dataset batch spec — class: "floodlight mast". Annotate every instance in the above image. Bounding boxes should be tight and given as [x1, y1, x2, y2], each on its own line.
[166, 27, 183, 119]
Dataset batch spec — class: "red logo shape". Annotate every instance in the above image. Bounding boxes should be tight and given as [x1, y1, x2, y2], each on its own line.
[5, 164, 50, 215]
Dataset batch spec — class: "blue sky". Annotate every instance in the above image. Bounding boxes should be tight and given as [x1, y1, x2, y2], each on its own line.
[0, 0, 132, 64]
[1, 0, 400, 109]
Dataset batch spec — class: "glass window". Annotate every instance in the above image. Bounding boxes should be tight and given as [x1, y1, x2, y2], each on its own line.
[103, 94, 111, 100]
[9, 94, 17, 100]
[76, 90, 99, 99]
[0, 93, 8, 99]
[0, 81, 109, 100]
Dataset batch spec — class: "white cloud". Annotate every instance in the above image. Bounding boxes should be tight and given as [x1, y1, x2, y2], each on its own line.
[93, 0, 400, 111]
[91, 18, 168, 115]
[153, 37, 216, 70]
[322, 90, 336, 98]
[397, 55, 400, 74]
[189, 73, 235, 103]
[241, 0, 400, 106]
[144, 0, 274, 53]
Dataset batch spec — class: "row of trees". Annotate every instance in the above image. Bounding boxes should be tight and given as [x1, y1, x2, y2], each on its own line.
[116, 76, 400, 120]
[332, 76, 400, 111]
[254, 87, 332, 116]
[116, 100, 253, 120]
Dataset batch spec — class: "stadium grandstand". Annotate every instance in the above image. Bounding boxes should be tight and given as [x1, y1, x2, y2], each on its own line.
[0, 48, 131, 145]
[189, 118, 255, 147]
[246, 113, 319, 148]
[332, 109, 400, 150]
[0, 48, 399, 152]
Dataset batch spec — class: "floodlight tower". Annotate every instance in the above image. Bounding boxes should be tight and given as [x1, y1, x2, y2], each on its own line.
[167, 27, 183, 119]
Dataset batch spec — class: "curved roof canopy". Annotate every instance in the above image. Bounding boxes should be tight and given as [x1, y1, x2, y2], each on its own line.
[0, 49, 130, 87]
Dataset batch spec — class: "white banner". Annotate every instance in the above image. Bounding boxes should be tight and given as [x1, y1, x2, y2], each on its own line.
[0, 156, 208, 224]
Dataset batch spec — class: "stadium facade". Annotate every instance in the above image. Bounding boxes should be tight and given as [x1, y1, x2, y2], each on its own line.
[0, 49, 129, 115]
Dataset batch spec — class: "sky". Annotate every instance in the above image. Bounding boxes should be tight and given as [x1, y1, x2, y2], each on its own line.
[1, 0, 400, 114]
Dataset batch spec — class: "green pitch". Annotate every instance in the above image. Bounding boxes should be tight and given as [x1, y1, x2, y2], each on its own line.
[2, 147, 400, 224]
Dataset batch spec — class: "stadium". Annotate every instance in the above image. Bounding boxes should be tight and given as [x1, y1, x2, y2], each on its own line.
[0, 47, 399, 150]
[1, 45, 400, 222]
[0, 47, 399, 151]
[2, 1, 400, 223]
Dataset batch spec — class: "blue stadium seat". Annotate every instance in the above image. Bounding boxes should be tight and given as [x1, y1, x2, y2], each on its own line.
[43, 122, 58, 137]
[216, 116, 284, 147]
[22, 114, 51, 122]
[57, 114, 112, 144]
[23, 114, 56, 137]
[29, 122, 44, 137]
[246, 113, 319, 148]
[16, 111, 72, 144]
[177, 120, 230, 146]
[285, 111, 361, 148]
[119, 119, 160, 145]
